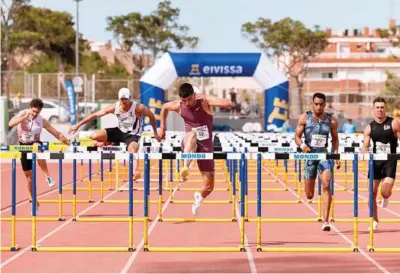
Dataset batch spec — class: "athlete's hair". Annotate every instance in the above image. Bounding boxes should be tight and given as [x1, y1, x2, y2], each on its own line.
[179, 83, 194, 98]
[29, 98, 43, 109]
[312, 92, 326, 103]
[373, 97, 386, 105]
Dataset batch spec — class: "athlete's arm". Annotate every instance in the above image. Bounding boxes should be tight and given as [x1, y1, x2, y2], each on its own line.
[8, 110, 30, 127]
[330, 117, 339, 153]
[295, 113, 309, 152]
[392, 119, 400, 139]
[136, 104, 158, 137]
[204, 95, 233, 109]
[43, 119, 70, 145]
[68, 104, 115, 134]
[159, 100, 180, 131]
[362, 125, 371, 153]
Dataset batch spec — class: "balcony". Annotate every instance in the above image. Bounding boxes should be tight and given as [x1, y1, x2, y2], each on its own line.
[313, 52, 400, 59]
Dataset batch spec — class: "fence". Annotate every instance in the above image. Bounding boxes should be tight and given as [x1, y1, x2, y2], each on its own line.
[1, 71, 389, 121]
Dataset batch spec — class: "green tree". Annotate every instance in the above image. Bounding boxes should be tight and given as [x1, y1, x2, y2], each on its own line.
[380, 71, 400, 110]
[1, 0, 30, 96]
[106, 0, 199, 78]
[241, 17, 329, 114]
[376, 25, 400, 48]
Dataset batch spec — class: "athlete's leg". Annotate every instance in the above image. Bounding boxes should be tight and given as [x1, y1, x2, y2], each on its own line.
[89, 129, 110, 146]
[180, 131, 197, 181]
[379, 160, 397, 208]
[127, 140, 141, 181]
[199, 171, 215, 198]
[20, 158, 40, 213]
[372, 179, 381, 223]
[304, 160, 317, 200]
[319, 169, 332, 223]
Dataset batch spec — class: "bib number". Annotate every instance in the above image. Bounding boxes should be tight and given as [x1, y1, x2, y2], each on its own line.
[376, 141, 390, 154]
[192, 125, 209, 141]
[310, 134, 327, 148]
[120, 122, 133, 132]
[22, 133, 35, 143]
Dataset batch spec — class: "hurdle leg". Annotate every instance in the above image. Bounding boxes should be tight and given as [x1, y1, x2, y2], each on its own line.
[330, 159, 335, 221]
[169, 159, 173, 200]
[317, 177, 322, 222]
[367, 155, 375, 252]
[72, 151, 77, 221]
[9, 158, 20, 251]
[256, 154, 262, 251]
[115, 160, 120, 190]
[239, 154, 246, 251]
[143, 154, 150, 251]
[353, 155, 359, 251]
[128, 154, 135, 251]
[31, 153, 38, 251]
[100, 159, 104, 202]
[58, 157, 65, 221]
[88, 159, 93, 202]
[158, 159, 163, 219]
[297, 160, 301, 203]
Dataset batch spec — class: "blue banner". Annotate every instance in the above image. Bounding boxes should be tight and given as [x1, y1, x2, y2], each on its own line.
[65, 80, 77, 125]
[169, 53, 261, 77]
[140, 82, 165, 130]
[264, 81, 289, 132]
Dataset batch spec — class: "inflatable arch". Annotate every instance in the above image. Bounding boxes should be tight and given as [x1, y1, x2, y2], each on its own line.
[139, 52, 289, 131]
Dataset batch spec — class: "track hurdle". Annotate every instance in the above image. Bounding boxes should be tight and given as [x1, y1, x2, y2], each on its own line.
[29, 152, 136, 252]
[0, 155, 20, 251]
[142, 152, 246, 252]
[254, 152, 359, 252]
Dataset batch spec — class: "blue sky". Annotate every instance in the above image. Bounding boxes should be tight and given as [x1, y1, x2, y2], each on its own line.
[30, 0, 399, 52]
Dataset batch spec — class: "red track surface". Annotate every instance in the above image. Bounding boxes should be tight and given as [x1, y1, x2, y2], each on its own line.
[1, 158, 400, 273]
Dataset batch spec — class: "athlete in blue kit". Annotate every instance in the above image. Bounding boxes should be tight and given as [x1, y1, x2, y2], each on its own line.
[295, 93, 340, 231]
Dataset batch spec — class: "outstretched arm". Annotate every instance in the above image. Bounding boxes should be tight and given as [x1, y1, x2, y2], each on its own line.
[204, 95, 233, 109]
[68, 104, 115, 134]
[43, 119, 70, 145]
[362, 125, 371, 153]
[159, 100, 180, 131]
[136, 104, 158, 136]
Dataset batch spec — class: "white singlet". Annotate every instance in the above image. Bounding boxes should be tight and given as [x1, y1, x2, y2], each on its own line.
[17, 111, 44, 144]
[114, 101, 142, 135]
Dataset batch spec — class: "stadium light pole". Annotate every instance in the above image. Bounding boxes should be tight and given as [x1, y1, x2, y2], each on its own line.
[74, 0, 82, 77]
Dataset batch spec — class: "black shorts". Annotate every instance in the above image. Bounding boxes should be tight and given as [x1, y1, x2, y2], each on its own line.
[105, 127, 140, 147]
[368, 160, 397, 180]
[19, 141, 43, 172]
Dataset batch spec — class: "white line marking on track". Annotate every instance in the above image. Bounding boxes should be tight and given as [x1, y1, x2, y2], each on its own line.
[264, 164, 390, 274]
[235, 201, 257, 273]
[0, 182, 129, 268]
[120, 187, 178, 274]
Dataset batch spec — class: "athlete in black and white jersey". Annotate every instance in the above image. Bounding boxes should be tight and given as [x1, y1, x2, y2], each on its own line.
[362, 97, 400, 230]
[68, 88, 160, 181]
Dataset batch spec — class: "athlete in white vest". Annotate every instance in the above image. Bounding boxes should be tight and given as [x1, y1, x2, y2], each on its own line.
[68, 88, 160, 181]
[9, 98, 70, 213]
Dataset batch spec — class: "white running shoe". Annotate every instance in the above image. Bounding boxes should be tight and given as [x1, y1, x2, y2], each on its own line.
[46, 177, 55, 188]
[369, 221, 379, 231]
[381, 198, 389, 208]
[192, 191, 203, 216]
[321, 222, 331, 231]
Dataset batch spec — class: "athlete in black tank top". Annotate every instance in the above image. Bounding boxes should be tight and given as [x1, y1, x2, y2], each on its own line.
[362, 97, 400, 231]
[370, 117, 397, 154]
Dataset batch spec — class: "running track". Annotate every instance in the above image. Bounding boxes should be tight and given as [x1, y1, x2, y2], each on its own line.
[1, 158, 400, 273]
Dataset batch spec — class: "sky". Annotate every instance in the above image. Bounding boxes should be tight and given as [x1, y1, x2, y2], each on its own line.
[29, 0, 400, 53]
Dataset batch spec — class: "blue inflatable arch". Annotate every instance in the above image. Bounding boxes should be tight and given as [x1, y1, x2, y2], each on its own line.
[139, 52, 289, 131]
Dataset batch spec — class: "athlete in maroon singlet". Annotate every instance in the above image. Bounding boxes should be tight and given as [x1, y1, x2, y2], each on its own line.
[159, 83, 233, 215]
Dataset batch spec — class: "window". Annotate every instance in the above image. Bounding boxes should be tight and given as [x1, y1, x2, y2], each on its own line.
[321, 72, 334, 79]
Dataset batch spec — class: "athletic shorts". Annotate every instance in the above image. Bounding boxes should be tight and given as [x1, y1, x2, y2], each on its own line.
[368, 160, 397, 180]
[105, 127, 140, 147]
[303, 159, 331, 180]
[19, 141, 43, 172]
[181, 139, 214, 173]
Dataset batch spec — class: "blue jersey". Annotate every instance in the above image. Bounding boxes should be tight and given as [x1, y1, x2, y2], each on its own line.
[304, 111, 332, 152]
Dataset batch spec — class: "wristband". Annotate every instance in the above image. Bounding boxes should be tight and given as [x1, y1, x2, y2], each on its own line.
[300, 143, 307, 150]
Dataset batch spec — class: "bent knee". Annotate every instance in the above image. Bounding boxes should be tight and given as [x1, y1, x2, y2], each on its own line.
[306, 192, 314, 200]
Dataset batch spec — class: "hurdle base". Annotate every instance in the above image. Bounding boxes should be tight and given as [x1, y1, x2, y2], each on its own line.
[158, 218, 236, 223]
[74, 217, 148, 222]
[32, 246, 135, 252]
[368, 247, 400, 253]
[143, 246, 244, 252]
[258, 247, 358, 252]
[170, 200, 231, 204]
[247, 218, 319, 223]
[0, 217, 63, 222]
[1, 245, 20, 251]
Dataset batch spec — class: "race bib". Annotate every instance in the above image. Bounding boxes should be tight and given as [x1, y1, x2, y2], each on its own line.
[192, 125, 209, 141]
[310, 134, 327, 148]
[120, 122, 133, 132]
[376, 141, 390, 154]
[22, 133, 35, 143]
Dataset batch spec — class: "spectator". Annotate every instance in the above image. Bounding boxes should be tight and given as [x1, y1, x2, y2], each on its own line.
[342, 118, 356, 133]
[240, 98, 250, 116]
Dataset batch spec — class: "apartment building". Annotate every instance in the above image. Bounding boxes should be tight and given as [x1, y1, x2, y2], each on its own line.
[302, 19, 400, 118]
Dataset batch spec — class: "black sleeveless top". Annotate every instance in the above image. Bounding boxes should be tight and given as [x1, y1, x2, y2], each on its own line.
[370, 117, 397, 154]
